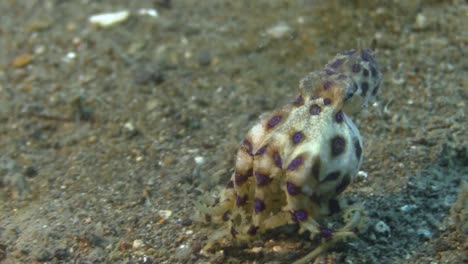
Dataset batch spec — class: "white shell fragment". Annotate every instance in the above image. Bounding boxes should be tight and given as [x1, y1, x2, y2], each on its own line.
[132, 239, 145, 249]
[374, 220, 391, 236]
[356, 170, 368, 180]
[194, 156, 205, 165]
[89, 11, 129, 28]
[400, 204, 417, 212]
[158, 210, 172, 220]
[266, 22, 291, 38]
[138, 8, 159, 17]
[123, 122, 135, 132]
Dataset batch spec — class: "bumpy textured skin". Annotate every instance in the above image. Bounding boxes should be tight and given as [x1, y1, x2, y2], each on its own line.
[198, 48, 382, 261]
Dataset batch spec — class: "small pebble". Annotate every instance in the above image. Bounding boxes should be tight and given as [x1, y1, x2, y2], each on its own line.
[35, 249, 52, 261]
[66, 52, 76, 60]
[174, 244, 191, 260]
[159, 210, 172, 220]
[138, 8, 159, 17]
[123, 122, 135, 132]
[145, 99, 160, 111]
[374, 220, 391, 236]
[272, 245, 287, 253]
[356, 170, 368, 181]
[89, 11, 129, 28]
[161, 156, 175, 167]
[266, 22, 291, 38]
[180, 218, 192, 226]
[19, 247, 29, 255]
[250, 247, 263, 253]
[156, 0, 172, 9]
[88, 136, 97, 144]
[134, 66, 165, 85]
[417, 228, 432, 239]
[54, 248, 69, 260]
[194, 156, 205, 165]
[191, 241, 202, 253]
[197, 50, 212, 67]
[123, 122, 139, 138]
[147, 177, 156, 186]
[12, 54, 33, 68]
[89, 248, 106, 262]
[132, 239, 145, 249]
[24, 166, 38, 177]
[400, 204, 417, 213]
[415, 13, 427, 29]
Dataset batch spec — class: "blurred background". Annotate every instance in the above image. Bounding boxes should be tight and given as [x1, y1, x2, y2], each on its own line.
[0, 1, 466, 263]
